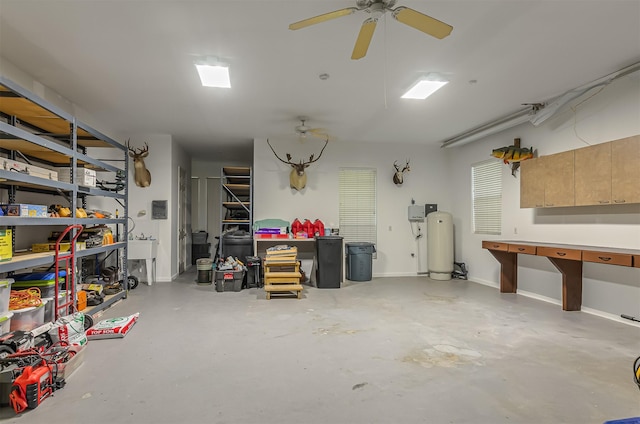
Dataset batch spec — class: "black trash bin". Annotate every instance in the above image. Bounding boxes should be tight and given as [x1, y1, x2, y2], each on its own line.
[222, 230, 253, 260]
[315, 236, 343, 288]
[346, 242, 375, 281]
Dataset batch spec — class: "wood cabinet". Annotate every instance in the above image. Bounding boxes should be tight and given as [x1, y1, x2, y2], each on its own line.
[611, 135, 640, 204]
[520, 159, 545, 208]
[520, 151, 574, 208]
[520, 135, 639, 208]
[574, 143, 611, 205]
[543, 151, 575, 207]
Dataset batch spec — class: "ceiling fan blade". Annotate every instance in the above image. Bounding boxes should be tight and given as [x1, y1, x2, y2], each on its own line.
[289, 7, 358, 30]
[392, 6, 453, 39]
[351, 18, 378, 60]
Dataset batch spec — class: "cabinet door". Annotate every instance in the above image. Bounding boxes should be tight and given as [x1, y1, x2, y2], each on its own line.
[544, 151, 574, 207]
[520, 158, 545, 208]
[574, 142, 611, 206]
[611, 135, 640, 204]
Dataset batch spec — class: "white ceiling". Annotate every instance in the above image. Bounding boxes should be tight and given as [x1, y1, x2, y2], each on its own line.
[1, 1, 639, 162]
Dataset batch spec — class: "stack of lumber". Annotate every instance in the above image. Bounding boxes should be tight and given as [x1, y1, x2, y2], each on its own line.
[263, 245, 303, 300]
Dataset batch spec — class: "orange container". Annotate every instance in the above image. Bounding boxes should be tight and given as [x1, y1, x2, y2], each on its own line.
[76, 290, 87, 311]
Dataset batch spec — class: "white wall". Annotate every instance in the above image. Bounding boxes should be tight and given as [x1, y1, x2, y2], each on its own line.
[445, 72, 640, 317]
[253, 138, 451, 276]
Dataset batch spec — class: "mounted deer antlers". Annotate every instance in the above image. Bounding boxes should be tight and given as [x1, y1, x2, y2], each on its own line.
[126, 139, 152, 188]
[393, 159, 410, 185]
[267, 138, 328, 191]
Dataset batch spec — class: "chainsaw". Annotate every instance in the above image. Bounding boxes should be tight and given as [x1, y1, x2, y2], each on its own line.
[8, 358, 65, 413]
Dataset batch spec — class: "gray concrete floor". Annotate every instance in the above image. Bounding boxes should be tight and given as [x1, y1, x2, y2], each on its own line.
[2, 272, 639, 424]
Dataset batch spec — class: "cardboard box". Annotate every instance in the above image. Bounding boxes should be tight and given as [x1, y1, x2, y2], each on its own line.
[5, 204, 48, 218]
[0, 229, 11, 262]
[57, 167, 97, 187]
[32, 243, 71, 253]
[0, 158, 58, 181]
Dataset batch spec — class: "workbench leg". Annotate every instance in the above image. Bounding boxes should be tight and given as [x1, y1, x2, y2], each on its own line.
[487, 250, 517, 293]
[547, 258, 583, 311]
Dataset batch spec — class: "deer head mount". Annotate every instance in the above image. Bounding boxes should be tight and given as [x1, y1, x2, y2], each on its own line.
[393, 159, 410, 185]
[267, 138, 328, 191]
[126, 139, 152, 188]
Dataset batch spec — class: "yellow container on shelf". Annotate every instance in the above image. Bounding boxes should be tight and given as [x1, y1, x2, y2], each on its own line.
[31, 243, 71, 253]
[0, 229, 12, 262]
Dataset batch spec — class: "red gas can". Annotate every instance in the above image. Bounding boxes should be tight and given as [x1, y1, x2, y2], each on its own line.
[313, 219, 325, 237]
[303, 219, 314, 238]
[291, 219, 302, 237]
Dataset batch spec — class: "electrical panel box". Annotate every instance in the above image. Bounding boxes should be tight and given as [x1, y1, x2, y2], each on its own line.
[408, 205, 425, 222]
[425, 204, 438, 216]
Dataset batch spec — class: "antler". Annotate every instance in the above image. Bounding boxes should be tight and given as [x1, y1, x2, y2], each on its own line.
[266, 139, 295, 165]
[126, 139, 149, 156]
[393, 160, 400, 171]
[402, 159, 410, 172]
[302, 139, 329, 166]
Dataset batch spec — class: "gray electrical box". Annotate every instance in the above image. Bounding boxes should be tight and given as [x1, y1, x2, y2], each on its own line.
[408, 205, 425, 221]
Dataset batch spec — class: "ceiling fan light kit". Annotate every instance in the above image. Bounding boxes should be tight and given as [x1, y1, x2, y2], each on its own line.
[194, 57, 231, 88]
[289, 0, 453, 60]
[402, 74, 449, 99]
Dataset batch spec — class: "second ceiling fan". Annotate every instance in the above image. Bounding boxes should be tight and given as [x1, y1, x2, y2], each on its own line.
[289, 0, 453, 60]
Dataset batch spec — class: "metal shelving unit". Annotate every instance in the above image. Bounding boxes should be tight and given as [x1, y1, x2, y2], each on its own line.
[0, 76, 129, 319]
[219, 166, 252, 257]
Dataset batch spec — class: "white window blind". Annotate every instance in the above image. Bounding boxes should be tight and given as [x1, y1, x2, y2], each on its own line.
[339, 168, 377, 245]
[472, 160, 502, 235]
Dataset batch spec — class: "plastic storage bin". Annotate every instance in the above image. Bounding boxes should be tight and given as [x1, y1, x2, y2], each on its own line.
[0, 312, 13, 335]
[346, 242, 376, 281]
[11, 271, 66, 298]
[215, 270, 245, 292]
[10, 301, 46, 331]
[43, 291, 70, 322]
[0, 279, 13, 315]
[316, 236, 343, 288]
[192, 231, 208, 244]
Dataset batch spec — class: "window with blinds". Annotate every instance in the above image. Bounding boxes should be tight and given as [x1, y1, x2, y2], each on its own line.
[339, 168, 377, 245]
[472, 160, 502, 235]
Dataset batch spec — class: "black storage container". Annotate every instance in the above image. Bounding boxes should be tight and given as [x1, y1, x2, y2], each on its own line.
[315, 236, 343, 288]
[192, 243, 211, 265]
[244, 256, 262, 288]
[346, 242, 375, 281]
[222, 230, 253, 260]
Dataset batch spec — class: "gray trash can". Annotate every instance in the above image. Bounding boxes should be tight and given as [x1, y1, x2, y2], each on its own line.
[346, 242, 375, 281]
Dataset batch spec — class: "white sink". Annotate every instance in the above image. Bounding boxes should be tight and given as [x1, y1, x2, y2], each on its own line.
[127, 239, 158, 260]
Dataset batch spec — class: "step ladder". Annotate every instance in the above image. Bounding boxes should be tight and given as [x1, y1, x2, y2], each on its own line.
[263, 259, 303, 300]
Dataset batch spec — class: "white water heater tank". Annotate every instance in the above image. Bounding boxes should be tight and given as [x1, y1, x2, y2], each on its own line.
[427, 211, 454, 280]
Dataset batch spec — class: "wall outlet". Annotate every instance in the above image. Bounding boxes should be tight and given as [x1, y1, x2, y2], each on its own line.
[388, 225, 392, 231]
[514, 227, 518, 234]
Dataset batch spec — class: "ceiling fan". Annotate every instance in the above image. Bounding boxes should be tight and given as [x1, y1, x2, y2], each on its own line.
[294, 116, 332, 141]
[289, 0, 453, 60]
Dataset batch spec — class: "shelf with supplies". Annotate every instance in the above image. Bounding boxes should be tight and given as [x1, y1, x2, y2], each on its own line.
[0, 75, 130, 320]
[219, 166, 253, 256]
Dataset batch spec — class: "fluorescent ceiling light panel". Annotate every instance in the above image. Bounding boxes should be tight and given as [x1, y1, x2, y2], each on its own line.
[401, 75, 448, 99]
[195, 60, 231, 88]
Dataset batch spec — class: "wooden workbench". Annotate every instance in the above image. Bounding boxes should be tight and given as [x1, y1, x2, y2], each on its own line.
[482, 240, 640, 311]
